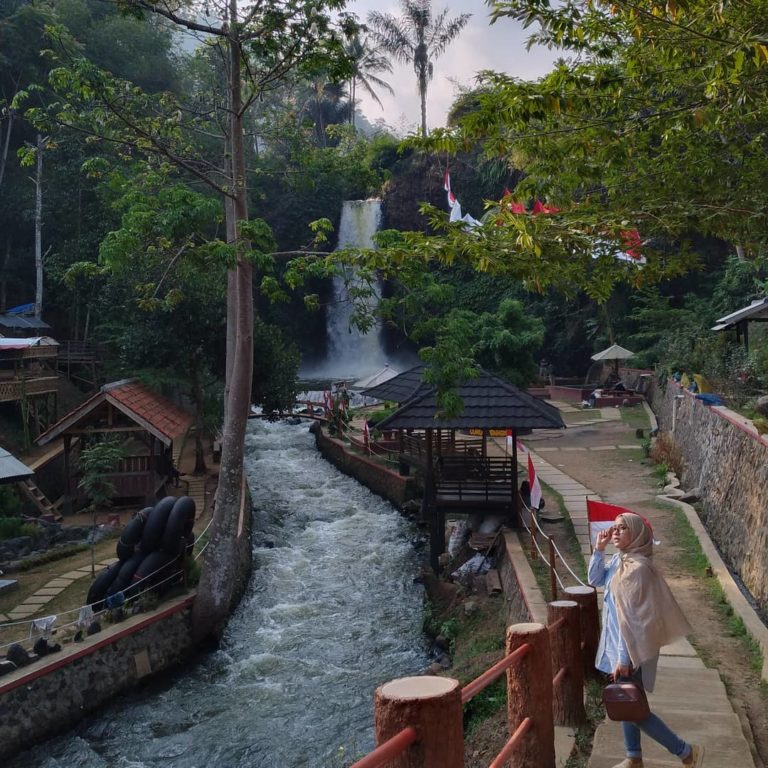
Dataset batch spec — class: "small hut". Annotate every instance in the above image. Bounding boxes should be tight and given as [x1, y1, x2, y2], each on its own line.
[36, 379, 192, 511]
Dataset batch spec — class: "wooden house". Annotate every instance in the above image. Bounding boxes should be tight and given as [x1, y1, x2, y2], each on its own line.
[36, 379, 193, 511]
[0, 337, 60, 435]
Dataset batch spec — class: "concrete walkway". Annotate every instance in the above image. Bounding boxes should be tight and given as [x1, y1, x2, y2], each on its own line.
[502, 406, 757, 768]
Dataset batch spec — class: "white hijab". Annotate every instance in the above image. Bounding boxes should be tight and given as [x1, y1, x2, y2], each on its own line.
[612, 513, 692, 669]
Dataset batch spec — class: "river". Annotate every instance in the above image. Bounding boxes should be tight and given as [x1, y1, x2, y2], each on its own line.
[10, 420, 428, 768]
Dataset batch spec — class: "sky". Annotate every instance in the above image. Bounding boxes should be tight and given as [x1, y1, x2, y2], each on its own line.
[347, 0, 559, 133]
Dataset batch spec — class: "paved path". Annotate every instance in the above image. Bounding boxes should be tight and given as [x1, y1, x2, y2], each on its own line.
[0, 558, 119, 625]
[501, 406, 756, 768]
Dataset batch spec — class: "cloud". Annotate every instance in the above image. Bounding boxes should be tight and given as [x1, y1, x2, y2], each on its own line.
[350, 0, 557, 131]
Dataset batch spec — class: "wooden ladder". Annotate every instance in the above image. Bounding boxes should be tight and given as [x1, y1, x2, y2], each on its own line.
[16, 479, 60, 520]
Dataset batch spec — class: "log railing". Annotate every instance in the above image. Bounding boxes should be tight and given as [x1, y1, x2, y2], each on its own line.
[351, 594, 598, 768]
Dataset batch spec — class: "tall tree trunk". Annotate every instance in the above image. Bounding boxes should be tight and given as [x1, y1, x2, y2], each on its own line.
[192, 5, 254, 642]
[0, 108, 13, 190]
[34, 135, 44, 319]
[350, 77, 356, 128]
[0, 238, 10, 311]
[419, 75, 427, 136]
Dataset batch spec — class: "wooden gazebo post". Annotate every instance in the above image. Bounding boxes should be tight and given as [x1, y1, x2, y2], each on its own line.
[511, 429, 520, 527]
[62, 434, 73, 515]
[425, 427, 443, 573]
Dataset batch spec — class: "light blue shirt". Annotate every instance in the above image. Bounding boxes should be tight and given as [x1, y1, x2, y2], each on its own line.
[588, 550, 631, 673]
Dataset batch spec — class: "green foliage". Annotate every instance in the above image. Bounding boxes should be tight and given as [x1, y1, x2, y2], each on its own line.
[0, 486, 22, 518]
[0, 517, 38, 541]
[252, 320, 301, 416]
[463, 677, 506, 736]
[77, 437, 125, 510]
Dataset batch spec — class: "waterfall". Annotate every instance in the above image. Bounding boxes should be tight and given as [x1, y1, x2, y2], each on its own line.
[304, 199, 391, 380]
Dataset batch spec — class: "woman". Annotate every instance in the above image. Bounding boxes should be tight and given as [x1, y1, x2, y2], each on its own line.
[589, 512, 704, 768]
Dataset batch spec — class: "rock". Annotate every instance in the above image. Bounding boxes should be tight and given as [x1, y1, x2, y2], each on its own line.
[6, 643, 30, 667]
[426, 662, 443, 675]
[401, 499, 421, 516]
[679, 487, 701, 502]
[755, 395, 768, 416]
[463, 599, 479, 616]
[434, 634, 451, 651]
[437, 653, 452, 670]
[308, 421, 320, 435]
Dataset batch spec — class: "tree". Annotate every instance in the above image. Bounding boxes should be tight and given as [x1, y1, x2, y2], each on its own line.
[368, 0, 469, 135]
[430, 0, 768, 256]
[343, 33, 393, 129]
[20, 0, 354, 640]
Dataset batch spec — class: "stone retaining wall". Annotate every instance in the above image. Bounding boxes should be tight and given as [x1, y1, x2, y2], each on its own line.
[649, 378, 768, 615]
[314, 426, 418, 507]
[0, 594, 197, 761]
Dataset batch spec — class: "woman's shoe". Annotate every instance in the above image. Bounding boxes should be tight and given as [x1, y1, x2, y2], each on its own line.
[682, 744, 705, 767]
[611, 760, 644, 768]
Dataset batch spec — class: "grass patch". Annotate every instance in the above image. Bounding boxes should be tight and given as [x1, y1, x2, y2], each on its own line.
[619, 406, 651, 432]
[658, 500, 765, 675]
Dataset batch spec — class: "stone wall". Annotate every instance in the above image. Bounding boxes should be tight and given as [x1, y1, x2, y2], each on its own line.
[314, 426, 419, 508]
[496, 532, 536, 624]
[649, 378, 768, 614]
[0, 595, 196, 761]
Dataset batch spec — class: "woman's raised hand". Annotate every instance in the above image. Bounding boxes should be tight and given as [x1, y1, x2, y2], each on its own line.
[596, 527, 613, 552]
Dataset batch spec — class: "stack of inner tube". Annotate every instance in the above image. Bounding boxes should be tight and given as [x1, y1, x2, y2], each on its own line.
[87, 496, 196, 611]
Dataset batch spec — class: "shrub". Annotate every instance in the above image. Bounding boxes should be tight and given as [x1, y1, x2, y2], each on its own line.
[649, 431, 685, 479]
[0, 517, 39, 541]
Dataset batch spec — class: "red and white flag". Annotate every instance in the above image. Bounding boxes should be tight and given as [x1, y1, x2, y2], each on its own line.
[527, 453, 542, 510]
[444, 171, 457, 208]
[586, 499, 658, 547]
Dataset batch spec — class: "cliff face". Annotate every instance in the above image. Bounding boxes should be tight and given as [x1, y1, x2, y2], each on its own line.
[649, 377, 768, 615]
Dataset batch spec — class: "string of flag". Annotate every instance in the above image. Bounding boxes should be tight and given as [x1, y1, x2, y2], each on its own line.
[443, 171, 646, 264]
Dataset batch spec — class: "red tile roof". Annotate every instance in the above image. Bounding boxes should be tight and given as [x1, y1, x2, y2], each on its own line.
[106, 381, 192, 442]
[36, 379, 193, 447]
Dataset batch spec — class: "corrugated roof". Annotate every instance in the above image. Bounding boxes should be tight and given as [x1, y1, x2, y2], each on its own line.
[0, 336, 58, 349]
[360, 364, 430, 403]
[0, 314, 50, 330]
[0, 446, 34, 483]
[714, 298, 768, 329]
[376, 369, 565, 431]
[37, 380, 192, 447]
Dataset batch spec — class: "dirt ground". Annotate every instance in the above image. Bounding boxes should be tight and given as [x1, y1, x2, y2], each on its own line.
[435, 408, 768, 767]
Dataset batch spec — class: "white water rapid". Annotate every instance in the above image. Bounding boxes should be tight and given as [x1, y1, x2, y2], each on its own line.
[10, 420, 427, 768]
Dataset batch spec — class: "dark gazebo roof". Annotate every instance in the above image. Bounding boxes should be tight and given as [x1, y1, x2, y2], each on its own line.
[375, 369, 565, 431]
[360, 364, 430, 403]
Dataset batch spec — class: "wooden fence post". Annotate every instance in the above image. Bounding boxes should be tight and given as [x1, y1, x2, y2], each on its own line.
[374, 676, 463, 768]
[548, 600, 587, 727]
[564, 585, 600, 680]
[506, 622, 555, 768]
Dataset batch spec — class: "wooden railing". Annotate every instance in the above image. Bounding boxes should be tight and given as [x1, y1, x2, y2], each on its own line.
[0, 376, 59, 402]
[351, 594, 598, 768]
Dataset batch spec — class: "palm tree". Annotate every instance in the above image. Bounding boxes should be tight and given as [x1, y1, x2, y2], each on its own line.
[343, 34, 394, 129]
[368, 0, 470, 136]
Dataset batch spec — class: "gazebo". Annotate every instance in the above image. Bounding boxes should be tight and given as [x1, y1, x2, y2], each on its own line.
[711, 297, 768, 353]
[369, 368, 565, 570]
[36, 379, 192, 511]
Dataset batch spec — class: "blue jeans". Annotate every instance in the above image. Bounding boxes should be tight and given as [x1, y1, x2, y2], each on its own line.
[622, 670, 690, 760]
[623, 714, 689, 759]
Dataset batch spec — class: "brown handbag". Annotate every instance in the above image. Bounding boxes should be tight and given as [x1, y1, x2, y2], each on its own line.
[602, 678, 651, 722]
